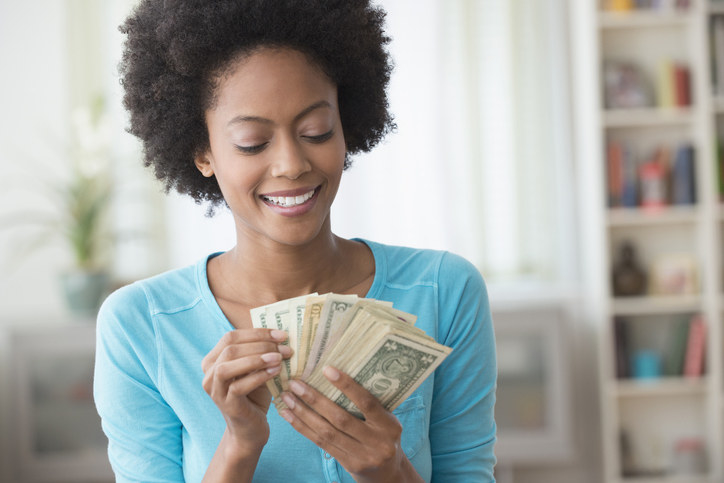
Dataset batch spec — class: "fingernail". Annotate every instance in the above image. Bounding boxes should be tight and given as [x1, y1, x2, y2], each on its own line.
[280, 409, 294, 423]
[323, 366, 340, 381]
[271, 329, 287, 341]
[281, 393, 296, 410]
[261, 352, 282, 363]
[289, 380, 305, 396]
[278, 344, 293, 357]
[266, 365, 281, 375]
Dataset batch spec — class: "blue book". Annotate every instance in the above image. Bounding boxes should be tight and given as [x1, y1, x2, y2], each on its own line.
[672, 144, 696, 205]
[621, 144, 638, 207]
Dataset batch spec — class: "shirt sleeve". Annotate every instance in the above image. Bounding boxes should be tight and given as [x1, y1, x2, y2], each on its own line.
[93, 284, 185, 483]
[430, 252, 497, 482]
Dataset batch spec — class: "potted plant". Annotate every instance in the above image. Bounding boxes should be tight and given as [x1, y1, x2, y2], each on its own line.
[2, 96, 113, 317]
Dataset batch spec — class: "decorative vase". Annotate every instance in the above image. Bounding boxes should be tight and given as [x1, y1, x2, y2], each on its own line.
[59, 269, 110, 318]
[612, 241, 647, 297]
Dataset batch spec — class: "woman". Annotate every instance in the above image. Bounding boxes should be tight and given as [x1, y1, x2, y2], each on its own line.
[93, 1, 497, 481]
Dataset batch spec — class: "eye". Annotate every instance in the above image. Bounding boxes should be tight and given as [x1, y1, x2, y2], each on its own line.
[234, 143, 268, 155]
[303, 130, 334, 144]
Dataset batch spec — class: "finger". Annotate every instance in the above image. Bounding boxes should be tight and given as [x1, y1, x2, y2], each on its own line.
[322, 366, 386, 421]
[226, 364, 281, 399]
[278, 390, 360, 458]
[202, 329, 287, 371]
[215, 341, 293, 364]
[202, 352, 282, 395]
[289, 379, 368, 429]
[204, 329, 287, 367]
[203, 341, 289, 380]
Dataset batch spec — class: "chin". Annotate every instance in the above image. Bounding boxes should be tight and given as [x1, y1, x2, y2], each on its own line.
[262, 224, 329, 248]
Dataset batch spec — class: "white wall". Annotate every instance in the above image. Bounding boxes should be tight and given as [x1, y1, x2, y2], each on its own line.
[0, 3, 71, 480]
[0, 2, 71, 323]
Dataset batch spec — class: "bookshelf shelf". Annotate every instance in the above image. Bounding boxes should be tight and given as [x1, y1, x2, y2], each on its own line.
[602, 107, 694, 128]
[606, 206, 700, 226]
[580, 1, 724, 482]
[620, 476, 710, 483]
[611, 295, 703, 315]
[613, 377, 708, 398]
[598, 11, 693, 30]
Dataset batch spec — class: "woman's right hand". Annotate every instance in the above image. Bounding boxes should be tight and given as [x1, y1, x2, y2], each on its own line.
[201, 328, 291, 453]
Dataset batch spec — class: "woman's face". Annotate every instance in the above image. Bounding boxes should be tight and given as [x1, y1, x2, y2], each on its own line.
[197, 47, 346, 248]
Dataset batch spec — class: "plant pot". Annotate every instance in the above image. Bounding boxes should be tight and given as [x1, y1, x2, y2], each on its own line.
[59, 270, 110, 318]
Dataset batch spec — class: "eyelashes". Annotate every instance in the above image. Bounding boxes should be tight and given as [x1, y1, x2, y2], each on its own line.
[234, 130, 334, 155]
[235, 143, 268, 155]
[304, 130, 334, 144]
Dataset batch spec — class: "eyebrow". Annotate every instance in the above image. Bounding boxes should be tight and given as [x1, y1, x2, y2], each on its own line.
[227, 100, 333, 126]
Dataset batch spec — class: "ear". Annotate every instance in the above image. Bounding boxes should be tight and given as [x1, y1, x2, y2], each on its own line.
[194, 151, 215, 178]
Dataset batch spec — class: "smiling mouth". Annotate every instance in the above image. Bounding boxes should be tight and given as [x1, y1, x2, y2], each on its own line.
[261, 188, 317, 207]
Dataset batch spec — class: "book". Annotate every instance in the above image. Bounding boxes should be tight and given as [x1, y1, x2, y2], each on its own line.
[673, 64, 691, 107]
[713, 16, 724, 96]
[671, 143, 696, 205]
[656, 61, 690, 108]
[621, 144, 638, 208]
[683, 314, 706, 378]
[607, 141, 624, 207]
[664, 317, 690, 376]
[717, 138, 724, 202]
[657, 59, 675, 108]
[614, 317, 630, 379]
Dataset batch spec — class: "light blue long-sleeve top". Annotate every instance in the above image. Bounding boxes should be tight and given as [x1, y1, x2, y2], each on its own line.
[93, 239, 497, 482]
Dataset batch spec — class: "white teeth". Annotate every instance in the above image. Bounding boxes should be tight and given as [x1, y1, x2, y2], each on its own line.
[263, 189, 315, 207]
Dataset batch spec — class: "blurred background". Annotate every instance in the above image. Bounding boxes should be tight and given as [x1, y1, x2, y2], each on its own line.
[0, 0, 720, 482]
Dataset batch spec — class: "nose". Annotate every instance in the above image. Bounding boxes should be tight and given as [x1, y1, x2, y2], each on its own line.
[269, 134, 311, 180]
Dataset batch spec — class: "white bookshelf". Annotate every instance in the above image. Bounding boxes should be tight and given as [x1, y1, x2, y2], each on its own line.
[584, 1, 724, 482]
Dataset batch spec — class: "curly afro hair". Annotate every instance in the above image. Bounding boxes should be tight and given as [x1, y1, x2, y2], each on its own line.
[118, 0, 395, 208]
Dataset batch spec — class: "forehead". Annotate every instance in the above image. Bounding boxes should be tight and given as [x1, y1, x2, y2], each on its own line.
[210, 47, 338, 120]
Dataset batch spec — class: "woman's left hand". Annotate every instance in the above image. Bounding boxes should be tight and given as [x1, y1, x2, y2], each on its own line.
[278, 367, 423, 483]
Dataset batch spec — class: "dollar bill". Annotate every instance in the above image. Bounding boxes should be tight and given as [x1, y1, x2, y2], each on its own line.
[287, 294, 316, 377]
[303, 303, 449, 417]
[333, 332, 450, 417]
[252, 293, 451, 415]
[302, 293, 358, 378]
[249, 305, 283, 398]
[296, 295, 326, 378]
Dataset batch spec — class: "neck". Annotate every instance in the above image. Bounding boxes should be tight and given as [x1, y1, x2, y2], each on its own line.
[224, 221, 348, 305]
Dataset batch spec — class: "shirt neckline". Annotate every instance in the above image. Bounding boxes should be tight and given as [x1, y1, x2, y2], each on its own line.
[195, 238, 386, 330]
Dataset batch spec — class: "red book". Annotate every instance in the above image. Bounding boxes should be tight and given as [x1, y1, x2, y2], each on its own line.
[683, 315, 706, 378]
[674, 64, 691, 107]
[607, 141, 624, 207]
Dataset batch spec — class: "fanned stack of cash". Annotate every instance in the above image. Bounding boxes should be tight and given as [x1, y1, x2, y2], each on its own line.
[250, 293, 452, 418]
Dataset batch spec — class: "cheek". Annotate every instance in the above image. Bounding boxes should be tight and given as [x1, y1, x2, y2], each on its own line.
[212, 158, 266, 199]
[324, 154, 345, 188]
[327, 137, 347, 176]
